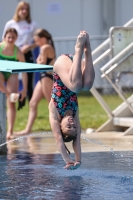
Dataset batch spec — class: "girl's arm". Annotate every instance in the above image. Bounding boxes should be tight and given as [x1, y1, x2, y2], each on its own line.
[49, 104, 75, 164]
[36, 45, 55, 65]
[36, 46, 47, 64]
[17, 49, 27, 100]
[21, 43, 37, 54]
[21, 21, 38, 54]
[49, 116, 74, 164]
[64, 112, 81, 170]
[72, 111, 81, 163]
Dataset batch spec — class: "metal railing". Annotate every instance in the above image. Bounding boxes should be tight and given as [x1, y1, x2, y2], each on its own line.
[90, 18, 133, 118]
[92, 18, 133, 58]
[101, 42, 133, 73]
[100, 42, 133, 113]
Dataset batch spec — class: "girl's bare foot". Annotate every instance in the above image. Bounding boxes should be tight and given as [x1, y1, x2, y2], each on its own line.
[6, 132, 14, 140]
[14, 129, 31, 136]
[75, 31, 86, 51]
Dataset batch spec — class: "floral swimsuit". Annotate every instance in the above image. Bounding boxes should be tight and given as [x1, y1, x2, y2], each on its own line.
[51, 54, 78, 118]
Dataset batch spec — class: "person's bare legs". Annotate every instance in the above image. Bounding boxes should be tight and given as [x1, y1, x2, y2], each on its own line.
[82, 32, 95, 91]
[69, 31, 94, 92]
[0, 73, 10, 97]
[6, 74, 18, 140]
[41, 77, 53, 102]
[53, 32, 87, 93]
[15, 81, 43, 135]
[68, 32, 86, 92]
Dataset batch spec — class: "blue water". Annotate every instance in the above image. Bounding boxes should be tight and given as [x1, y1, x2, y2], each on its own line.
[0, 150, 133, 200]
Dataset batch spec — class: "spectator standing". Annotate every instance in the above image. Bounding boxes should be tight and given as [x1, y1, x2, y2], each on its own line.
[15, 29, 55, 135]
[0, 28, 27, 140]
[2, 1, 37, 101]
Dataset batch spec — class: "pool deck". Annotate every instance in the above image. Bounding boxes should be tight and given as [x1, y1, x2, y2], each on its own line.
[6, 131, 133, 155]
[81, 131, 133, 152]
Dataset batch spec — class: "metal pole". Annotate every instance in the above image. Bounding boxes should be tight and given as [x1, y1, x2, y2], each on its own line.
[0, 93, 7, 154]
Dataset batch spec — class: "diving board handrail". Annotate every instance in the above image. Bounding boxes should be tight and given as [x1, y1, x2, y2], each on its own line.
[89, 18, 133, 119]
[123, 18, 133, 27]
[101, 49, 133, 78]
[100, 42, 133, 73]
[92, 18, 133, 58]
[92, 38, 110, 57]
[101, 69, 133, 113]
[93, 49, 111, 66]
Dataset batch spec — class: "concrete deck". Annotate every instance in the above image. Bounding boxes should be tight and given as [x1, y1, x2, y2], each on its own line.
[6, 131, 133, 155]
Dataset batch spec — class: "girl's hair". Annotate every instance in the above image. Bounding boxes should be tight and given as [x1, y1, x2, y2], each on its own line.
[34, 29, 56, 57]
[13, 1, 31, 23]
[4, 28, 18, 38]
[61, 131, 77, 155]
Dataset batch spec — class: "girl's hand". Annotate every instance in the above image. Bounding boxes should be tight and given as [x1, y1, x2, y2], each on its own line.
[21, 45, 30, 54]
[64, 161, 81, 170]
[74, 161, 81, 169]
[19, 89, 27, 101]
[64, 163, 75, 170]
[64, 159, 75, 170]
[36, 55, 42, 64]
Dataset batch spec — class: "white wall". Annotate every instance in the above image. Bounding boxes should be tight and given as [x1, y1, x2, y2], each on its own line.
[0, 0, 103, 39]
[31, 0, 81, 37]
[0, 0, 17, 38]
[1, 0, 133, 39]
[31, 0, 103, 37]
[115, 0, 133, 26]
[30, 0, 104, 53]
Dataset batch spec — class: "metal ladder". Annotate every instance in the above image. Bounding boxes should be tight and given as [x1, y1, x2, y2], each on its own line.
[90, 18, 133, 135]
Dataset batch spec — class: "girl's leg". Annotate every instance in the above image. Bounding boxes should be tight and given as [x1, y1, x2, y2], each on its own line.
[68, 33, 86, 92]
[15, 81, 43, 135]
[0, 72, 10, 97]
[41, 77, 53, 102]
[56, 31, 86, 93]
[6, 74, 19, 139]
[82, 34, 95, 91]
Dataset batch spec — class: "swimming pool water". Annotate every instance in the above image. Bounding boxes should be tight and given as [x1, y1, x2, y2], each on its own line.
[0, 151, 133, 200]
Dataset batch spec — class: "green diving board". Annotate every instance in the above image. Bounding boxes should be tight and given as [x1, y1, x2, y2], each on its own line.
[0, 60, 53, 73]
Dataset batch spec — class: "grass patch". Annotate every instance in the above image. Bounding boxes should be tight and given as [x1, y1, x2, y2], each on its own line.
[14, 92, 122, 132]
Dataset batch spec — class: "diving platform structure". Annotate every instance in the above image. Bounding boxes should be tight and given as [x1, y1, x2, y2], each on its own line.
[90, 18, 133, 135]
[0, 62, 53, 153]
